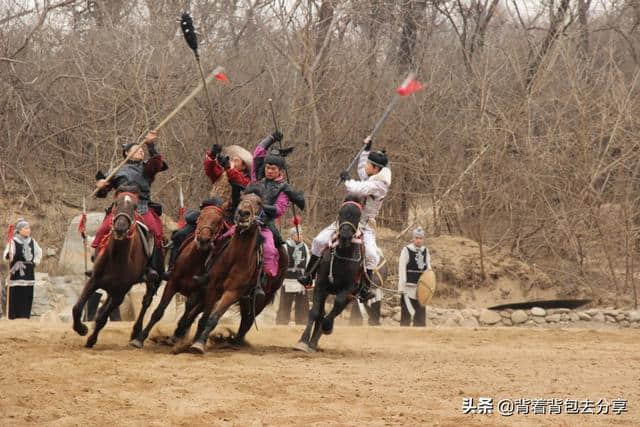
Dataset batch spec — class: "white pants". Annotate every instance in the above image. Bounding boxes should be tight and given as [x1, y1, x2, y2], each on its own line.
[311, 222, 380, 270]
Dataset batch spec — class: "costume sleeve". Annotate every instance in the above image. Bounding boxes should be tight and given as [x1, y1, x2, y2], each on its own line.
[226, 168, 250, 187]
[203, 152, 224, 184]
[32, 239, 43, 265]
[252, 135, 274, 182]
[274, 191, 290, 218]
[398, 246, 408, 293]
[357, 149, 369, 181]
[144, 144, 168, 181]
[3, 241, 14, 262]
[303, 243, 310, 267]
[344, 178, 385, 199]
[426, 247, 431, 271]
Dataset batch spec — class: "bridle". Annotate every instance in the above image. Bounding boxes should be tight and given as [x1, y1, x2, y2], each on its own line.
[112, 191, 138, 238]
[235, 196, 260, 229]
[196, 205, 225, 243]
[336, 200, 362, 240]
[328, 200, 364, 283]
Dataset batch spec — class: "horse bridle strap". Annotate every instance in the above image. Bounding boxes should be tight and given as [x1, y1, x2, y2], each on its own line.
[115, 191, 139, 202]
[341, 200, 363, 211]
[196, 205, 225, 240]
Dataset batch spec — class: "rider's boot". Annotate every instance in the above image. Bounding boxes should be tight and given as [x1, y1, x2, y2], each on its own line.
[297, 254, 320, 287]
[357, 269, 376, 302]
[162, 242, 178, 280]
[142, 249, 160, 285]
[254, 271, 266, 303]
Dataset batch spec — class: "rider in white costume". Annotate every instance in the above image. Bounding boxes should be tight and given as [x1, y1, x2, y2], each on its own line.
[298, 137, 391, 300]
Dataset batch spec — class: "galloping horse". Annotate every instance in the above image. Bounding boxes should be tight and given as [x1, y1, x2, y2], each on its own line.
[189, 190, 288, 354]
[129, 204, 228, 349]
[72, 188, 161, 348]
[295, 195, 365, 352]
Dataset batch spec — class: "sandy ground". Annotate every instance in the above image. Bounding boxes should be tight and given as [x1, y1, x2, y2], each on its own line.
[0, 320, 639, 426]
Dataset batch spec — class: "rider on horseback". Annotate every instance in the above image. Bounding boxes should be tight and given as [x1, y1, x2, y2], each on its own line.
[89, 131, 168, 282]
[165, 142, 251, 278]
[250, 131, 305, 300]
[298, 137, 391, 301]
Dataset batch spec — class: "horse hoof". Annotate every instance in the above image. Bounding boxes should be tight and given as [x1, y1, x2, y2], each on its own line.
[85, 340, 96, 349]
[293, 341, 313, 353]
[189, 341, 206, 354]
[129, 339, 143, 349]
[74, 323, 88, 337]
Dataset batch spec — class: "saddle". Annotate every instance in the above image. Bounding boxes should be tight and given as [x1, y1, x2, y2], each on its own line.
[136, 221, 155, 259]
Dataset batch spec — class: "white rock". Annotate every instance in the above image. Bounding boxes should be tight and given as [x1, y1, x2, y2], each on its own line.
[569, 312, 580, 322]
[533, 316, 546, 324]
[629, 310, 640, 322]
[511, 310, 528, 324]
[546, 314, 561, 322]
[58, 212, 105, 275]
[502, 318, 513, 326]
[460, 317, 479, 328]
[577, 311, 592, 321]
[592, 312, 606, 322]
[530, 307, 546, 316]
[605, 315, 616, 323]
[478, 310, 502, 325]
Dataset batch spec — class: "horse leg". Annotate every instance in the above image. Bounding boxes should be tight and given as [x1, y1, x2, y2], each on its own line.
[320, 287, 353, 336]
[190, 289, 242, 354]
[72, 277, 99, 336]
[85, 293, 124, 348]
[130, 279, 177, 348]
[130, 280, 158, 341]
[308, 294, 328, 350]
[173, 293, 203, 341]
[229, 297, 254, 347]
[295, 285, 327, 352]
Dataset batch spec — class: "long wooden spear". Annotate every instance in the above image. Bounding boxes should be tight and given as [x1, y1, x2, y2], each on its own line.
[89, 68, 223, 198]
[268, 98, 301, 240]
[338, 72, 423, 185]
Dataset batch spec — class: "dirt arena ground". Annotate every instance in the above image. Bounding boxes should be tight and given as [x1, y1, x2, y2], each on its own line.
[0, 320, 638, 426]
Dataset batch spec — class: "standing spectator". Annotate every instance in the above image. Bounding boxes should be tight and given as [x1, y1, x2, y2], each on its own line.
[3, 219, 42, 319]
[276, 227, 310, 325]
[398, 227, 430, 327]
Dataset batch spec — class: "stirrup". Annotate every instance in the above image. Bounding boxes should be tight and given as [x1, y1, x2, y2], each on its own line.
[193, 274, 208, 286]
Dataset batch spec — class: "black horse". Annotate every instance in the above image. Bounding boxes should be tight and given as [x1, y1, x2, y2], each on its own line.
[294, 195, 365, 352]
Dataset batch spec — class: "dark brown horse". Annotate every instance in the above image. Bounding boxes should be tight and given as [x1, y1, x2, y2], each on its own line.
[72, 188, 160, 348]
[129, 204, 228, 348]
[189, 191, 288, 354]
[295, 195, 364, 352]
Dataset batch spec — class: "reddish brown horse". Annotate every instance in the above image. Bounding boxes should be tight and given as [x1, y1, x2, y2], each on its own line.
[72, 188, 160, 348]
[129, 204, 228, 348]
[189, 191, 288, 354]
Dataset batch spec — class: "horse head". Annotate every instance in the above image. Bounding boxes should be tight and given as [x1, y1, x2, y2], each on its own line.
[112, 186, 138, 240]
[236, 186, 263, 231]
[195, 204, 225, 250]
[337, 195, 363, 248]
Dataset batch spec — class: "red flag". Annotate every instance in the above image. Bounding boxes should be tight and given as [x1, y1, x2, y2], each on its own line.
[215, 72, 229, 83]
[177, 207, 187, 228]
[6, 224, 14, 244]
[396, 78, 424, 96]
[78, 213, 87, 239]
[291, 215, 302, 227]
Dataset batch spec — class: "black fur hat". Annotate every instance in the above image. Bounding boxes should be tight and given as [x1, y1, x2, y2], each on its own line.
[122, 142, 136, 157]
[265, 147, 294, 169]
[368, 149, 388, 168]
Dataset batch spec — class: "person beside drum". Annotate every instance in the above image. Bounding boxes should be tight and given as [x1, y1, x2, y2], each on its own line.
[397, 226, 431, 326]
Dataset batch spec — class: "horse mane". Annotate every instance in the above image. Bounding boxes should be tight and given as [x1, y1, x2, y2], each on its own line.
[243, 183, 263, 200]
[343, 194, 364, 205]
[116, 185, 139, 196]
